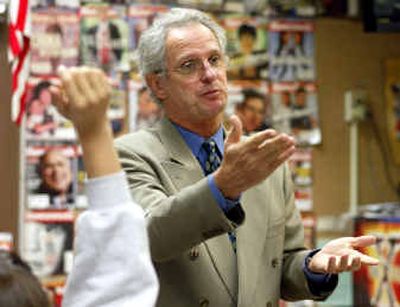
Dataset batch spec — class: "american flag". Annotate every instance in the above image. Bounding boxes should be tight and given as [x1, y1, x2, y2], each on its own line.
[8, 0, 31, 125]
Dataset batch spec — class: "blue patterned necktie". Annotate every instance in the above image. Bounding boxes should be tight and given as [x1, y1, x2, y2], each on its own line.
[202, 139, 237, 252]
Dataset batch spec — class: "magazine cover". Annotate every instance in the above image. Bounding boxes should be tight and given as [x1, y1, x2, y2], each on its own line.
[289, 146, 312, 186]
[26, 144, 78, 210]
[127, 4, 169, 80]
[128, 80, 163, 131]
[80, 4, 130, 76]
[267, 0, 322, 17]
[226, 80, 270, 135]
[23, 211, 74, 278]
[219, 14, 269, 80]
[384, 58, 400, 165]
[268, 20, 315, 82]
[30, 7, 80, 76]
[30, 0, 80, 9]
[25, 77, 76, 141]
[270, 82, 321, 145]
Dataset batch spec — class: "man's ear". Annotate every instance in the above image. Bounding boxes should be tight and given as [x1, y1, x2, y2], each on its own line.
[146, 73, 168, 101]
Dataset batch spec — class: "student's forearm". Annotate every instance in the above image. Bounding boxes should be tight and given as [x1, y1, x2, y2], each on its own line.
[76, 119, 121, 179]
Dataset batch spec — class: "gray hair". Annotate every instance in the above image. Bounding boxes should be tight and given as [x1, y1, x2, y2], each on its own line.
[137, 8, 227, 103]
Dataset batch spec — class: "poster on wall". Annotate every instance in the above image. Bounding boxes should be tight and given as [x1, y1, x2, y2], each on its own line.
[384, 58, 400, 165]
[270, 82, 321, 145]
[25, 144, 78, 210]
[219, 14, 269, 80]
[268, 20, 315, 82]
[30, 7, 80, 76]
[25, 77, 76, 141]
[23, 211, 74, 278]
[226, 80, 271, 135]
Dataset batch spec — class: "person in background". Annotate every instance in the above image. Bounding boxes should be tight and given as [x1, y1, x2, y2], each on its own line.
[234, 88, 270, 135]
[0, 250, 50, 307]
[50, 67, 158, 307]
[136, 86, 163, 130]
[113, 8, 379, 306]
[36, 149, 74, 208]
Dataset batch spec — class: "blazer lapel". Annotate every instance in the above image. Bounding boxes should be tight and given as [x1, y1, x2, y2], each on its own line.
[157, 118, 204, 189]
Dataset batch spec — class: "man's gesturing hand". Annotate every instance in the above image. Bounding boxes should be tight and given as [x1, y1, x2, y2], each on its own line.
[214, 115, 296, 199]
[308, 235, 379, 274]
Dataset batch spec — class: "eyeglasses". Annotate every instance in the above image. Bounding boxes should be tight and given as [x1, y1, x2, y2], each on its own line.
[170, 54, 227, 78]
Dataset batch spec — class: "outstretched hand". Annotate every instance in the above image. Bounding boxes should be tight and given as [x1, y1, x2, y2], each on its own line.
[308, 235, 379, 274]
[214, 115, 296, 199]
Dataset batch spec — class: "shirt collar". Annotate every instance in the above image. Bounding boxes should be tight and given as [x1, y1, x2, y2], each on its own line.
[173, 123, 224, 158]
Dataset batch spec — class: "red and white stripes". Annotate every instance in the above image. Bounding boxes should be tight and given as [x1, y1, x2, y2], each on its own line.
[8, 0, 31, 124]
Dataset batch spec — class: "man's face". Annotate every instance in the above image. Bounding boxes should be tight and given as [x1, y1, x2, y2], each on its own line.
[41, 151, 72, 194]
[239, 33, 255, 54]
[294, 91, 306, 107]
[237, 97, 265, 133]
[39, 88, 52, 106]
[155, 23, 228, 131]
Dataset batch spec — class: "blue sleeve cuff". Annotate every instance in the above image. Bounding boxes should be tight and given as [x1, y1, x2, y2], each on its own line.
[303, 249, 338, 297]
[207, 175, 240, 213]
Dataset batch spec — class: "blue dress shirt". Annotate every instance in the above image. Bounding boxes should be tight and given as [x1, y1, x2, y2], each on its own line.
[173, 122, 337, 296]
[174, 124, 238, 213]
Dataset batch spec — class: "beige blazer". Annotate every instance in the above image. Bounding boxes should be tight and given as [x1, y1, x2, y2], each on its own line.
[115, 118, 329, 307]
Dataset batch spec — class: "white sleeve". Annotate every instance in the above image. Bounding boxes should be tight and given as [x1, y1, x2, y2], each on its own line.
[62, 172, 159, 307]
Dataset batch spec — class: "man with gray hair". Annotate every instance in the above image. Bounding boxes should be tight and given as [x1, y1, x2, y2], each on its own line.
[114, 7, 378, 307]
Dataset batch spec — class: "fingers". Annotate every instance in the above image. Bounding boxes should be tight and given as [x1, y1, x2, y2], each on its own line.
[359, 253, 379, 266]
[325, 253, 377, 274]
[327, 256, 336, 273]
[59, 67, 85, 108]
[225, 115, 243, 145]
[351, 256, 362, 271]
[250, 128, 278, 146]
[57, 66, 111, 113]
[350, 235, 377, 248]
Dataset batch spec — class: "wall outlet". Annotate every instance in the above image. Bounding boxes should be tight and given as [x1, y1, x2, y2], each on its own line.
[344, 89, 368, 123]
